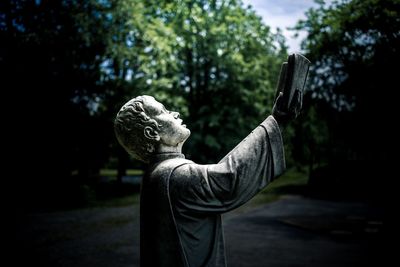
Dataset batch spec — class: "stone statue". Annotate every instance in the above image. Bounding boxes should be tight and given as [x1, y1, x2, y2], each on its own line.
[114, 54, 310, 267]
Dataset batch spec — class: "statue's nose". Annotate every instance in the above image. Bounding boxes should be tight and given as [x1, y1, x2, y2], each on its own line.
[173, 112, 180, 119]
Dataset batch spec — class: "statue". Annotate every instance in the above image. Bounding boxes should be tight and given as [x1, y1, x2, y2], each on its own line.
[114, 53, 310, 267]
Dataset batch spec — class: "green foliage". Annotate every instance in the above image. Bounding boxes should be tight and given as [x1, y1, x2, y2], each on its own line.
[100, 0, 288, 163]
[4, 0, 287, 210]
[293, 0, 400, 164]
[296, 0, 400, 108]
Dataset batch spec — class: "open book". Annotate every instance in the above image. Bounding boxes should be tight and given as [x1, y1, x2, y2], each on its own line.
[274, 53, 310, 112]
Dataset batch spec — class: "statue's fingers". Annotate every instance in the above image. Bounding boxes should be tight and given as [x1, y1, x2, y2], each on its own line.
[297, 90, 303, 113]
[273, 92, 283, 112]
[289, 90, 302, 117]
[275, 91, 283, 103]
[289, 90, 298, 113]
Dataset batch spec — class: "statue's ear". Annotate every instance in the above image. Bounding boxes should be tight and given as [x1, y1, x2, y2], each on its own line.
[144, 126, 160, 141]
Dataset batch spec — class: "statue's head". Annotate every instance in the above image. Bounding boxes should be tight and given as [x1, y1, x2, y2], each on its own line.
[114, 95, 190, 163]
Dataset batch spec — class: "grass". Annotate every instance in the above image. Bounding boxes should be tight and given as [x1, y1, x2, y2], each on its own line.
[93, 167, 308, 211]
[99, 169, 143, 177]
[262, 167, 309, 195]
[93, 169, 143, 207]
[224, 167, 309, 218]
[93, 193, 141, 208]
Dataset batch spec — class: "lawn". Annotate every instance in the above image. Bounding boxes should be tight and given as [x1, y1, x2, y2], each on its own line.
[99, 169, 144, 177]
[94, 167, 309, 212]
[224, 167, 309, 217]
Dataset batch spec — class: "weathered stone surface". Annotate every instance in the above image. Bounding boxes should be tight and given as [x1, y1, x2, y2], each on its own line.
[114, 54, 309, 267]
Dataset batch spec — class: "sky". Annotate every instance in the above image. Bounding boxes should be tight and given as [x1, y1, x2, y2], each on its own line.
[241, 0, 326, 52]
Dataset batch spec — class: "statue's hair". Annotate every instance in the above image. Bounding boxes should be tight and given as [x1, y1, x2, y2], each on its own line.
[114, 96, 159, 163]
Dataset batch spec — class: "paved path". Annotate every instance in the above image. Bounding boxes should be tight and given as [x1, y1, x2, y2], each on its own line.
[224, 195, 385, 267]
[16, 205, 140, 267]
[15, 195, 385, 267]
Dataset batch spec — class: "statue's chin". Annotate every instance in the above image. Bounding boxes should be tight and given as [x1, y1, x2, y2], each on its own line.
[181, 129, 191, 144]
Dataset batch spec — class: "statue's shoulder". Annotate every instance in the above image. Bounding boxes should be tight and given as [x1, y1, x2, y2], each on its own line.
[151, 158, 193, 180]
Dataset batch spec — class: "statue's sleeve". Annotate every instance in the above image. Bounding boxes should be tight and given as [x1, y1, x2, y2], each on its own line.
[171, 115, 285, 213]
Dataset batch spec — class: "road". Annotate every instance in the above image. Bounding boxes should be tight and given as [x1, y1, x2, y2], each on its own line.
[15, 195, 385, 267]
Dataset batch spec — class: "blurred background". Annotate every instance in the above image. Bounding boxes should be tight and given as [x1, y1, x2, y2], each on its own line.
[6, 0, 396, 266]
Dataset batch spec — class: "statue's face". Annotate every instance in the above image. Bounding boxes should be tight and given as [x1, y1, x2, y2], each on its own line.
[144, 96, 191, 147]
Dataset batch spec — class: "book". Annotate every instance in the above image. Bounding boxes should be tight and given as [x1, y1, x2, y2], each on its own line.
[275, 53, 310, 111]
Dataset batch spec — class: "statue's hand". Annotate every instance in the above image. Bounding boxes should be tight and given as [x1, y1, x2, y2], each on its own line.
[289, 89, 303, 117]
[272, 89, 303, 128]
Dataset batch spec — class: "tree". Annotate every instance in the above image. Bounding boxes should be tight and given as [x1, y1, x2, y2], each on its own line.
[174, 0, 288, 163]
[293, 0, 400, 166]
[288, 0, 398, 203]
[2, 0, 113, 208]
[101, 0, 288, 163]
[3, 0, 288, 209]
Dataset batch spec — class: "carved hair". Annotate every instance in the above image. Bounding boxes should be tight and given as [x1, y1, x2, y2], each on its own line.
[114, 96, 160, 163]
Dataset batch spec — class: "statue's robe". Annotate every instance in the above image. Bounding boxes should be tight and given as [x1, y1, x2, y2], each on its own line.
[140, 116, 285, 267]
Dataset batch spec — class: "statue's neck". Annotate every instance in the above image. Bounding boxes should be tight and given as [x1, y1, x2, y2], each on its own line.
[151, 142, 186, 163]
[156, 142, 184, 154]
[151, 150, 185, 164]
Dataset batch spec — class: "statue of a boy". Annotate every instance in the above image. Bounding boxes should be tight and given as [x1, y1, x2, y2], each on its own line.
[115, 54, 306, 267]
